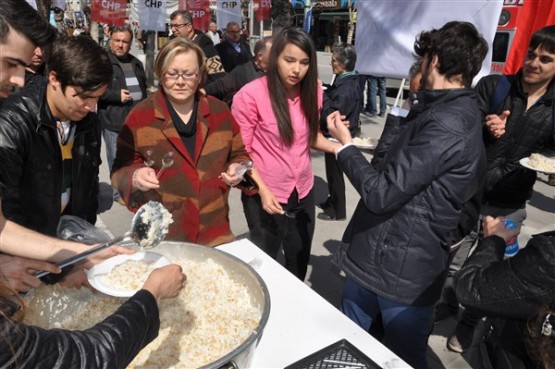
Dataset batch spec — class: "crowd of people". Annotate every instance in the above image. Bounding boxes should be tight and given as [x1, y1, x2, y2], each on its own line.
[0, 1, 554, 368]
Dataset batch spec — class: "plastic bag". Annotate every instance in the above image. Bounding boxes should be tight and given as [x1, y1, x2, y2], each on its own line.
[57, 215, 111, 245]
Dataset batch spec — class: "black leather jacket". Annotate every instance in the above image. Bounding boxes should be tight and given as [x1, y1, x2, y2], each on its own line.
[97, 51, 147, 133]
[0, 79, 101, 236]
[0, 290, 160, 369]
[338, 88, 486, 306]
[476, 70, 555, 209]
[455, 231, 555, 369]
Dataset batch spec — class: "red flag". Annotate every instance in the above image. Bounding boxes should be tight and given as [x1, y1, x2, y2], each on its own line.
[254, 0, 271, 22]
[503, 0, 555, 74]
[90, 0, 127, 26]
[187, 0, 210, 30]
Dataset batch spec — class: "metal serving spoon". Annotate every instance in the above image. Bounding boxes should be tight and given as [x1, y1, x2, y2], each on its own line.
[156, 151, 175, 179]
[35, 201, 172, 281]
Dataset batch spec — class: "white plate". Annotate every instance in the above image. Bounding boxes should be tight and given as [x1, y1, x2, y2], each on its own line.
[87, 252, 170, 297]
[352, 137, 377, 150]
[519, 156, 555, 174]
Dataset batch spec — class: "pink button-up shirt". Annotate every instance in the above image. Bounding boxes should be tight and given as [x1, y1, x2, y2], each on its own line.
[232, 76, 322, 203]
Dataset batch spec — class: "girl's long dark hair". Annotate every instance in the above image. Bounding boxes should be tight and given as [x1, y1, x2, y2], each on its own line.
[267, 27, 319, 146]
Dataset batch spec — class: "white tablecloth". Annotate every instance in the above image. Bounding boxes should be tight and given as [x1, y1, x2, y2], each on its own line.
[217, 239, 411, 368]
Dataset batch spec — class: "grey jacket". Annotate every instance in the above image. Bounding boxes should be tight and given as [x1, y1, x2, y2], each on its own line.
[97, 51, 147, 133]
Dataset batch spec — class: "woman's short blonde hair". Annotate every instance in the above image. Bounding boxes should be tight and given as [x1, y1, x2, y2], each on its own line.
[155, 37, 207, 88]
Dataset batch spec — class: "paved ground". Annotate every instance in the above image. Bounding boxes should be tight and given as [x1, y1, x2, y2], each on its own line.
[97, 51, 555, 369]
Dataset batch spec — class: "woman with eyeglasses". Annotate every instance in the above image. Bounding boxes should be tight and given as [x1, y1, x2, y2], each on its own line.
[111, 37, 262, 246]
[232, 28, 343, 280]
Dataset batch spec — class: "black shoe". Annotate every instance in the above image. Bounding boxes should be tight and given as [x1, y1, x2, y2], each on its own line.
[316, 201, 328, 210]
[434, 303, 459, 323]
[378, 113, 385, 117]
[317, 212, 346, 221]
[447, 322, 475, 353]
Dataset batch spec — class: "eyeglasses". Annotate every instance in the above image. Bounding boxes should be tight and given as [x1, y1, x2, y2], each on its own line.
[170, 23, 190, 30]
[164, 71, 199, 81]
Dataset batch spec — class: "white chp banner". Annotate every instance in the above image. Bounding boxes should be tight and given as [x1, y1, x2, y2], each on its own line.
[139, 0, 168, 32]
[354, 0, 503, 84]
[216, 0, 242, 31]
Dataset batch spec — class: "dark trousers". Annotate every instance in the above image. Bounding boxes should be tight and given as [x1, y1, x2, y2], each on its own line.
[341, 278, 434, 369]
[241, 188, 315, 280]
[323, 153, 346, 219]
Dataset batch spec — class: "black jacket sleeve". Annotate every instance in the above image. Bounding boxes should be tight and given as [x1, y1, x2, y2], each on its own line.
[455, 232, 555, 320]
[1, 290, 160, 369]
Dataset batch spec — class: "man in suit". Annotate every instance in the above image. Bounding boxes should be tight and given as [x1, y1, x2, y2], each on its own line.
[216, 21, 253, 73]
[169, 10, 224, 81]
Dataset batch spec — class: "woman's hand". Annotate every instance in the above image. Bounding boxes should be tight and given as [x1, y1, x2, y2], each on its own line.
[142, 264, 186, 300]
[259, 187, 284, 215]
[220, 163, 243, 187]
[132, 167, 160, 191]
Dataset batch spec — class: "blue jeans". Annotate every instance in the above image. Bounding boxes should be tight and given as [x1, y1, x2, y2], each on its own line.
[341, 278, 434, 369]
[369, 76, 387, 115]
[102, 128, 119, 172]
[102, 129, 121, 201]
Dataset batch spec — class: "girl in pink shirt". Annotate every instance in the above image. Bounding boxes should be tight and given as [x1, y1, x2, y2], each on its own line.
[232, 28, 340, 280]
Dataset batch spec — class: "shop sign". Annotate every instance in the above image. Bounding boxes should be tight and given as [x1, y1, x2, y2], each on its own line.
[313, 0, 338, 9]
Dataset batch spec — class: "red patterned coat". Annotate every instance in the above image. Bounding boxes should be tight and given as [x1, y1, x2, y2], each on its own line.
[111, 90, 250, 246]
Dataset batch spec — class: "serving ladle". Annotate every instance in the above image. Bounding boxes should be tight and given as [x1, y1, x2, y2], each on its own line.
[35, 201, 172, 282]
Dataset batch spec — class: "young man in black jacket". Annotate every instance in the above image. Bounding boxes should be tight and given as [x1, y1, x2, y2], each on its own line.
[0, 36, 112, 238]
[441, 25, 555, 353]
[325, 21, 488, 369]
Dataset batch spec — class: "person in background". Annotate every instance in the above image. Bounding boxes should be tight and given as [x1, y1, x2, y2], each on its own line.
[103, 24, 112, 50]
[24, 47, 46, 88]
[232, 28, 341, 280]
[204, 36, 272, 104]
[111, 37, 262, 247]
[317, 43, 361, 221]
[169, 10, 225, 82]
[206, 21, 221, 45]
[441, 25, 555, 354]
[240, 21, 250, 44]
[369, 76, 388, 117]
[0, 262, 186, 368]
[369, 60, 422, 168]
[358, 74, 387, 117]
[326, 21, 488, 368]
[216, 21, 253, 73]
[454, 216, 555, 369]
[97, 24, 147, 191]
